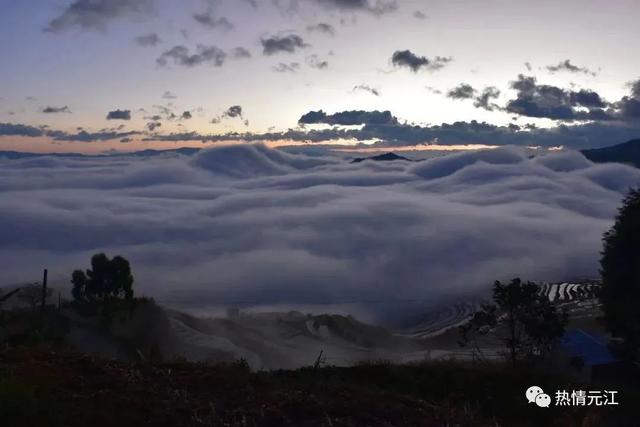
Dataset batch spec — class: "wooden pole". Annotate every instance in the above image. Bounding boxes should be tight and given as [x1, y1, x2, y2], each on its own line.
[313, 350, 324, 370]
[40, 269, 48, 331]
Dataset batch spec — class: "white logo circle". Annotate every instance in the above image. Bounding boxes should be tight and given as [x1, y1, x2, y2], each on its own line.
[525, 386, 544, 403]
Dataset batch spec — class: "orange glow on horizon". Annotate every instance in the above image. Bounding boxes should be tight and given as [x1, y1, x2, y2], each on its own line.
[0, 136, 562, 155]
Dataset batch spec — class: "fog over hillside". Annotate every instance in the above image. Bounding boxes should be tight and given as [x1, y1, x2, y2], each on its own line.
[1, 145, 639, 324]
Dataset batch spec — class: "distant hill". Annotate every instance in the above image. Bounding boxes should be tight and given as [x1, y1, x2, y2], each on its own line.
[123, 147, 201, 157]
[350, 152, 411, 163]
[581, 138, 640, 168]
[0, 150, 85, 159]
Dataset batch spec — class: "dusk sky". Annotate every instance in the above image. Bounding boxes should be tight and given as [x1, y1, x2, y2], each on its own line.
[1, 0, 640, 153]
[3, 0, 640, 325]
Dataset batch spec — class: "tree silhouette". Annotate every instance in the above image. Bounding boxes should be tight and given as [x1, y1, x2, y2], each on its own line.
[460, 278, 567, 367]
[71, 253, 134, 305]
[600, 187, 640, 361]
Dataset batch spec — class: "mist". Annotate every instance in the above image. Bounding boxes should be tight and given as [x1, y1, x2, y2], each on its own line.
[1, 144, 638, 325]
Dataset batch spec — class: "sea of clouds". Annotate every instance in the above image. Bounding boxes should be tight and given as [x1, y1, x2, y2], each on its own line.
[1, 144, 639, 325]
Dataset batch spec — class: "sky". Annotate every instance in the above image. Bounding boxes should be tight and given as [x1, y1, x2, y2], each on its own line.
[1, 0, 640, 153]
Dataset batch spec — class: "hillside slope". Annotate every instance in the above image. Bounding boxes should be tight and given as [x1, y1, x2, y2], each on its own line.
[582, 139, 640, 168]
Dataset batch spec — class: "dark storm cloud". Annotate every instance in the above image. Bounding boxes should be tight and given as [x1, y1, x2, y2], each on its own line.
[447, 84, 476, 100]
[156, 45, 227, 67]
[391, 50, 427, 71]
[427, 56, 452, 71]
[211, 105, 244, 123]
[391, 50, 452, 72]
[299, 110, 398, 126]
[146, 128, 348, 144]
[106, 109, 132, 120]
[474, 87, 501, 111]
[42, 106, 72, 114]
[613, 81, 640, 121]
[447, 85, 501, 111]
[272, 62, 300, 73]
[306, 55, 329, 70]
[224, 105, 243, 118]
[232, 47, 252, 58]
[505, 75, 612, 121]
[273, 0, 397, 15]
[150, 104, 194, 122]
[154, 105, 173, 117]
[413, 10, 426, 19]
[0, 123, 46, 137]
[146, 121, 162, 131]
[306, 22, 335, 35]
[352, 85, 380, 96]
[144, 104, 182, 122]
[54, 130, 139, 142]
[261, 34, 309, 55]
[310, 0, 397, 15]
[45, 0, 154, 32]
[546, 59, 597, 76]
[569, 90, 608, 108]
[134, 33, 161, 47]
[616, 99, 640, 121]
[193, 10, 234, 31]
[146, 112, 640, 150]
[630, 79, 640, 99]
[7, 108, 640, 150]
[349, 120, 640, 149]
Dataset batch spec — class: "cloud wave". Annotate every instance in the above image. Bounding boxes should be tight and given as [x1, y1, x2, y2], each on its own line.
[1, 145, 638, 324]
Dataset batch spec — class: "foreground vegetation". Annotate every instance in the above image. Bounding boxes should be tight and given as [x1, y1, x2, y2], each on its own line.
[1, 345, 637, 427]
[601, 187, 640, 361]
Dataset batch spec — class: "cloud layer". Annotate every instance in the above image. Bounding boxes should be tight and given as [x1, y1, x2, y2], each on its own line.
[261, 34, 308, 55]
[46, 0, 154, 32]
[391, 50, 452, 72]
[1, 144, 638, 325]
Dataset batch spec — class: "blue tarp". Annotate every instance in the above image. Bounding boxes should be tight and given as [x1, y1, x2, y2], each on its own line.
[559, 329, 617, 366]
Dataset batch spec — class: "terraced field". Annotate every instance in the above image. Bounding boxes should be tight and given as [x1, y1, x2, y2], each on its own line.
[404, 280, 602, 339]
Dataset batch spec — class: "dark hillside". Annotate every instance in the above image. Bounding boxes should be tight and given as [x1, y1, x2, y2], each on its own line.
[582, 139, 640, 168]
[1, 346, 636, 427]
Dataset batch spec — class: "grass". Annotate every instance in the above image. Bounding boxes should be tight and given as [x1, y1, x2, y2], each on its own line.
[0, 377, 67, 427]
[1, 346, 638, 427]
